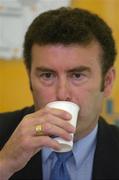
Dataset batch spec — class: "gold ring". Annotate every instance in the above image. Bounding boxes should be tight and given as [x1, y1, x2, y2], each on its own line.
[35, 125, 44, 136]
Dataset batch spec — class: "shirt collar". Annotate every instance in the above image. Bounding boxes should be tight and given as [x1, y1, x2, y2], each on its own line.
[42, 124, 98, 166]
[73, 124, 98, 166]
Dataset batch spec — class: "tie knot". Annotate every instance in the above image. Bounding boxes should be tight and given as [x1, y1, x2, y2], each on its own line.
[56, 151, 72, 163]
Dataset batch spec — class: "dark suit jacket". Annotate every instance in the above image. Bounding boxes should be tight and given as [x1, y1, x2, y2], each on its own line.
[0, 106, 119, 180]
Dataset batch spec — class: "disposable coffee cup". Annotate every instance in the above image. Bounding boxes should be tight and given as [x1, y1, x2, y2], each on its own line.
[46, 101, 80, 152]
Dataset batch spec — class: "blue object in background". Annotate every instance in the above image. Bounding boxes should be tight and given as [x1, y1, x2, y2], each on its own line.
[106, 99, 113, 115]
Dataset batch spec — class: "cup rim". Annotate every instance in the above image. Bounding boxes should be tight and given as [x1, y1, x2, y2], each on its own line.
[47, 101, 79, 109]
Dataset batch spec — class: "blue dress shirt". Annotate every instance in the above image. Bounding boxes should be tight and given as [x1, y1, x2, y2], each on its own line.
[42, 124, 98, 180]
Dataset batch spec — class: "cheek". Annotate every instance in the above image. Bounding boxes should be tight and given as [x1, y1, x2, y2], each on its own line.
[83, 94, 103, 119]
[31, 81, 56, 108]
[74, 86, 103, 117]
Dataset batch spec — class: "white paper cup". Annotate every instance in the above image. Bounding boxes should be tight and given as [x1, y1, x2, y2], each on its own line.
[46, 101, 80, 152]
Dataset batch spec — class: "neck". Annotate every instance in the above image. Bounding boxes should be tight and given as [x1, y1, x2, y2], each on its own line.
[74, 121, 98, 142]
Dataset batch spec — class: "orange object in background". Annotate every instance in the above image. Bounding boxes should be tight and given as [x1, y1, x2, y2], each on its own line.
[0, 60, 33, 112]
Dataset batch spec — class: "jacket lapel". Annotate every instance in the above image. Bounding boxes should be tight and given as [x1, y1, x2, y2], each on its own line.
[92, 118, 119, 179]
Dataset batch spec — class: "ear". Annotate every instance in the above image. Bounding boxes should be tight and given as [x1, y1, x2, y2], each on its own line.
[103, 67, 116, 97]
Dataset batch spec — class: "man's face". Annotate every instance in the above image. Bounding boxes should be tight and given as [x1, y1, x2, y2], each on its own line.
[29, 42, 113, 138]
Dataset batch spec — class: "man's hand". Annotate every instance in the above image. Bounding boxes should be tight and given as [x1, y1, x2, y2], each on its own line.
[0, 107, 75, 179]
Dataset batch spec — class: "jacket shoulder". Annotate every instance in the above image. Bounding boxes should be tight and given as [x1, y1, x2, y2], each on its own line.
[93, 118, 119, 179]
[0, 106, 34, 149]
[99, 118, 119, 142]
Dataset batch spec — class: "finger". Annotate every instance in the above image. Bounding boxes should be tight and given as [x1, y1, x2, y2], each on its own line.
[32, 107, 72, 120]
[40, 122, 73, 141]
[23, 115, 75, 137]
[42, 114, 75, 133]
[31, 136, 61, 151]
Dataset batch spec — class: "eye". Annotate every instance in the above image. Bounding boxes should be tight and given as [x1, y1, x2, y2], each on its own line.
[43, 72, 52, 78]
[69, 71, 88, 85]
[40, 72, 55, 80]
[72, 72, 84, 79]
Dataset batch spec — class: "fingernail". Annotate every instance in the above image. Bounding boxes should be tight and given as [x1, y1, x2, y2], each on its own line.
[67, 134, 73, 141]
[71, 126, 76, 133]
[66, 113, 72, 119]
[69, 125, 76, 133]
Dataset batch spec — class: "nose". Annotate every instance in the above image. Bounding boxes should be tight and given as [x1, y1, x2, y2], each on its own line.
[56, 77, 71, 101]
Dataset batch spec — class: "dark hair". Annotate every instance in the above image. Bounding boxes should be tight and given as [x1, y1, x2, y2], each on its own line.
[23, 7, 117, 76]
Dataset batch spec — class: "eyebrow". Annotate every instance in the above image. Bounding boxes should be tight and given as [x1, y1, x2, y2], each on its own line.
[67, 66, 91, 73]
[35, 66, 91, 73]
[35, 67, 55, 73]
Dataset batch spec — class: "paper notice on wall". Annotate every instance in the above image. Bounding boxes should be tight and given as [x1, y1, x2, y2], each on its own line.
[0, 0, 71, 60]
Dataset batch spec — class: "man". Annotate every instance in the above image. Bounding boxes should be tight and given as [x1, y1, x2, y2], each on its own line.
[0, 7, 119, 180]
